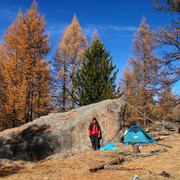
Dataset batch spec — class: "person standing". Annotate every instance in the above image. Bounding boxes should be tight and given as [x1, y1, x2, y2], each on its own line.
[89, 117, 101, 150]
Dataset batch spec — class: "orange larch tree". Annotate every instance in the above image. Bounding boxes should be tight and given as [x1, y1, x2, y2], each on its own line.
[0, 1, 52, 129]
[119, 17, 159, 128]
[53, 37, 71, 112]
[53, 14, 87, 111]
[20, 1, 52, 122]
[119, 66, 140, 127]
[0, 11, 25, 128]
[156, 86, 176, 122]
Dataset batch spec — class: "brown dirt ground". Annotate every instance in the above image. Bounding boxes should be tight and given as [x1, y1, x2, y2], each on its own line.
[0, 133, 180, 180]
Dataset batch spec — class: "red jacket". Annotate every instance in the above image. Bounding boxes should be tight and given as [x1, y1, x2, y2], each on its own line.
[89, 121, 101, 137]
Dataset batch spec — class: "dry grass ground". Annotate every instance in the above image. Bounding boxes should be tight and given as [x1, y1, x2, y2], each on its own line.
[0, 133, 180, 180]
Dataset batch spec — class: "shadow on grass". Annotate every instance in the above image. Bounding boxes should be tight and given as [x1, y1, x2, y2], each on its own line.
[0, 165, 26, 177]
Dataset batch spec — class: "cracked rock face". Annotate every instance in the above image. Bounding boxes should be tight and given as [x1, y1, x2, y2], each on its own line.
[0, 99, 126, 161]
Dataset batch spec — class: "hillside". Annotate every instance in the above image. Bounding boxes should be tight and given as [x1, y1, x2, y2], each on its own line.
[0, 132, 179, 180]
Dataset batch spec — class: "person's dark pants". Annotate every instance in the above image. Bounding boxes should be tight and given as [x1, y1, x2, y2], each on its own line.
[90, 134, 100, 150]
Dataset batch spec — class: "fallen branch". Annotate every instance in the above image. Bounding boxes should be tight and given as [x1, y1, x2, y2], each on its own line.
[158, 132, 169, 136]
[134, 152, 159, 157]
[123, 157, 139, 161]
[118, 151, 131, 156]
[132, 148, 167, 158]
[150, 149, 167, 153]
[104, 165, 143, 171]
[89, 158, 124, 172]
[156, 142, 172, 148]
[89, 147, 168, 173]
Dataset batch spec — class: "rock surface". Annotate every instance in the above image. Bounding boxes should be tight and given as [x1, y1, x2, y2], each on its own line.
[0, 99, 126, 161]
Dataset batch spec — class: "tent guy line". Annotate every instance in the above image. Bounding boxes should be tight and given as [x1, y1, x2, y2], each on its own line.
[123, 100, 180, 141]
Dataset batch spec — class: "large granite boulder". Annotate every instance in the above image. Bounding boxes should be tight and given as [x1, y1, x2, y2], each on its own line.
[0, 99, 126, 161]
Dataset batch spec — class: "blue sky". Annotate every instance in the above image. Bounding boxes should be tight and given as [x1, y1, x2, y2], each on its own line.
[0, 0, 174, 84]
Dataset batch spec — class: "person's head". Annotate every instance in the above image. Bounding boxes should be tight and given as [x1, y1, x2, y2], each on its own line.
[93, 117, 97, 122]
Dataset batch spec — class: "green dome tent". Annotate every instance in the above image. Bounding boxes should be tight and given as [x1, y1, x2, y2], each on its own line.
[123, 125, 156, 145]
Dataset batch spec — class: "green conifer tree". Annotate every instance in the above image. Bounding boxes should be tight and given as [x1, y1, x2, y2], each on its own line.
[72, 39, 119, 106]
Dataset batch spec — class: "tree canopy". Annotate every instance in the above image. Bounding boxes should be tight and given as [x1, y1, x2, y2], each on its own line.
[0, 1, 52, 129]
[72, 39, 119, 106]
[53, 14, 87, 111]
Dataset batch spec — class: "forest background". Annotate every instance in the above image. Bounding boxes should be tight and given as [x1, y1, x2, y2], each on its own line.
[0, 0, 179, 130]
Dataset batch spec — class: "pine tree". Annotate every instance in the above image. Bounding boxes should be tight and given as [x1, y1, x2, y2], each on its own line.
[53, 14, 87, 110]
[72, 39, 119, 106]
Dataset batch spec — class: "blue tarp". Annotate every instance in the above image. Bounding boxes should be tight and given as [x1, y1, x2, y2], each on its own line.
[99, 144, 120, 150]
[123, 125, 156, 145]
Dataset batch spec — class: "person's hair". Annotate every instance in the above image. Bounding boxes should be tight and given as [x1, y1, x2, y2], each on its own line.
[93, 117, 97, 121]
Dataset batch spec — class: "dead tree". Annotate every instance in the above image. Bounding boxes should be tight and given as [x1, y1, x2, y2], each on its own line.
[104, 165, 143, 171]
[89, 158, 124, 172]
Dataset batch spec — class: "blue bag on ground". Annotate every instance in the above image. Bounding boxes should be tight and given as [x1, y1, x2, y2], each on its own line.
[99, 144, 120, 150]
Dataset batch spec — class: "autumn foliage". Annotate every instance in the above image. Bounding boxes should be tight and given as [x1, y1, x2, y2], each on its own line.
[0, 0, 179, 130]
[119, 16, 179, 127]
[53, 14, 87, 111]
[0, 1, 52, 129]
